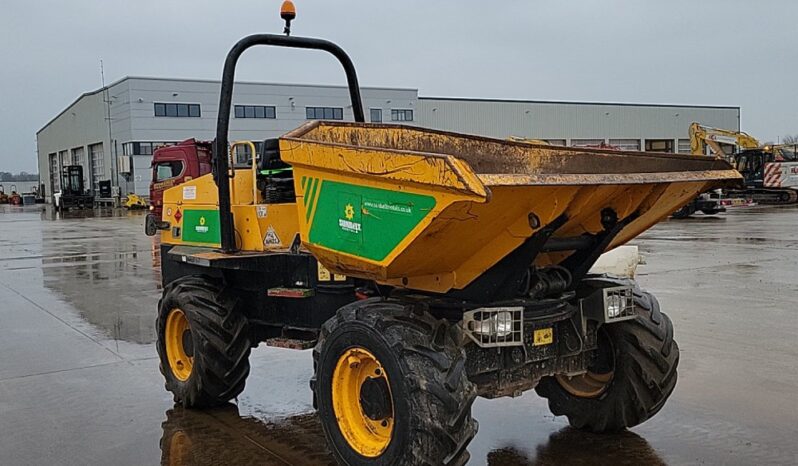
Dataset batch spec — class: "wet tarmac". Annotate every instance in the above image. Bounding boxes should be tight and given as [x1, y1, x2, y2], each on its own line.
[1, 204, 796, 465]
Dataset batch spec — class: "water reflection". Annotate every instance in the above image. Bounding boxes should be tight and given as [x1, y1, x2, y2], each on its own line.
[38, 207, 163, 344]
[39, 204, 148, 221]
[160, 405, 334, 466]
[487, 427, 665, 465]
[160, 404, 666, 466]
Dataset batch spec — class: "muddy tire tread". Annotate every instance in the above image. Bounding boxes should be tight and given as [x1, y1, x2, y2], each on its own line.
[536, 288, 679, 432]
[156, 275, 251, 408]
[312, 299, 478, 466]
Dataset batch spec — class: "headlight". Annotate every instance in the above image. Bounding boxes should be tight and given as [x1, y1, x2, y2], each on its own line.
[472, 310, 515, 338]
[462, 307, 523, 347]
[602, 286, 635, 322]
[606, 294, 626, 318]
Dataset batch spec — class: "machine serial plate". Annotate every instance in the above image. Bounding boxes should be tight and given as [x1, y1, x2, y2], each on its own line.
[533, 328, 553, 346]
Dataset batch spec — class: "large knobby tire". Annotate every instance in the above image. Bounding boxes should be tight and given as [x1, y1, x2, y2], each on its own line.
[670, 205, 693, 219]
[156, 275, 251, 408]
[312, 299, 478, 466]
[536, 289, 679, 432]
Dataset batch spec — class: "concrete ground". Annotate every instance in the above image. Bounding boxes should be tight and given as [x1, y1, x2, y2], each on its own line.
[0, 204, 796, 465]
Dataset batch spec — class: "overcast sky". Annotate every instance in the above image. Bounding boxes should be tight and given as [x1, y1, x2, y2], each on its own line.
[1, 0, 796, 173]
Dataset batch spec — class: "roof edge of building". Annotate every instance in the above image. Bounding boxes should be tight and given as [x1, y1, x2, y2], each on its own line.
[37, 76, 419, 135]
[38, 77, 741, 137]
[122, 75, 417, 92]
[37, 86, 111, 136]
[418, 96, 740, 110]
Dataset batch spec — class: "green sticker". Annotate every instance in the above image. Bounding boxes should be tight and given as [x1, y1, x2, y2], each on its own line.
[308, 181, 435, 261]
[182, 209, 221, 244]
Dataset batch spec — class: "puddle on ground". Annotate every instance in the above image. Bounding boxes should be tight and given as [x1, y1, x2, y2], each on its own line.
[157, 404, 667, 466]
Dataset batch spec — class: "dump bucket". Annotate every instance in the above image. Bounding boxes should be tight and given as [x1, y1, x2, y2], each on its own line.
[281, 121, 740, 293]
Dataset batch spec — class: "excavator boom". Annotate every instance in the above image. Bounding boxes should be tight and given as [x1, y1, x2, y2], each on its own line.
[689, 122, 760, 157]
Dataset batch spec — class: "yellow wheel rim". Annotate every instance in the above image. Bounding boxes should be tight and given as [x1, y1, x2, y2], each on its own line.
[556, 370, 614, 398]
[165, 308, 193, 382]
[557, 327, 615, 398]
[167, 431, 192, 466]
[332, 348, 394, 458]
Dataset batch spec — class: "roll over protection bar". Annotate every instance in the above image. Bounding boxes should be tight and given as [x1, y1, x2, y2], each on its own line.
[213, 34, 365, 253]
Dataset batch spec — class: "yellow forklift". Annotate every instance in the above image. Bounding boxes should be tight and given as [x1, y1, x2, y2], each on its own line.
[147, 4, 740, 465]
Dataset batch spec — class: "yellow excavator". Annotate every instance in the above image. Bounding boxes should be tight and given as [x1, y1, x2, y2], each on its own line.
[146, 4, 740, 465]
[507, 136, 551, 145]
[690, 122, 798, 204]
[689, 122, 760, 157]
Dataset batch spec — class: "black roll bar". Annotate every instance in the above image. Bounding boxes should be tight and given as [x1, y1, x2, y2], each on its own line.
[214, 34, 365, 253]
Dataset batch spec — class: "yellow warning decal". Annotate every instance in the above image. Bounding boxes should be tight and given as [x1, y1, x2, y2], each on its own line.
[317, 263, 332, 281]
[533, 328, 553, 346]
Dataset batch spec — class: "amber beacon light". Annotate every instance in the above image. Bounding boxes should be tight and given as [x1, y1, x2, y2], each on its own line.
[281, 1, 297, 35]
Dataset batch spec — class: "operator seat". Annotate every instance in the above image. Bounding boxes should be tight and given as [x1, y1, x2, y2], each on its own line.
[258, 138, 290, 171]
[257, 138, 295, 203]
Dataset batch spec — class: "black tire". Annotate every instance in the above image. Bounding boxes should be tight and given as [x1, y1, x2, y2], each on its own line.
[670, 205, 692, 219]
[312, 298, 478, 466]
[156, 275, 251, 408]
[536, 289, 679, 432]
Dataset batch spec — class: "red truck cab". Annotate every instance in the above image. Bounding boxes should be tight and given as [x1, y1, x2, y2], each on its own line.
[145, 139, 212, 235]
[149, 139, 212, 216]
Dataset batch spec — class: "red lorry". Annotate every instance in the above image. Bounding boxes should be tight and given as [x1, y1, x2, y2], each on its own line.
[145, 139, 212, 235]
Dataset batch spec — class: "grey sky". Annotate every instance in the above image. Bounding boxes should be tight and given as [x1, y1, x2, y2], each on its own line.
[1, 0, 796, 173]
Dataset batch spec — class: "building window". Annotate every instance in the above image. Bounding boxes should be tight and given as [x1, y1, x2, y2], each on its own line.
[306, 106, 344, 120]
[391, 109, 413, 122]
[58, 150, 69, 167]
[609, 139, 641, 151]
[645, 139, 674, 153]
[543, 139, 567, 146]
[154, 103, 201, 118]
[570, 139, 604, 148]
[49, 153, 60, 192]
[234, 105, 276, 119]
[89, 143, 104, 193]
[71, 147, 84, 165]
[677, 139, 691, 154]
[135, 142, 152, 155]
[370, 108, 383, 123]
[123, 142, 175, 156]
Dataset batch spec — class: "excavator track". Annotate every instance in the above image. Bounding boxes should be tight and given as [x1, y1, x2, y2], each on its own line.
[731, 188, 798, 206]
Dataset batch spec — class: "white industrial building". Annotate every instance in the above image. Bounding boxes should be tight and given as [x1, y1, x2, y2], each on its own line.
[36, 76, 740, 201]
[0, 180, 39, 195]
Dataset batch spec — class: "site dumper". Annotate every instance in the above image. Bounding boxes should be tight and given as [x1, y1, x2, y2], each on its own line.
[148, 19, 741, 466]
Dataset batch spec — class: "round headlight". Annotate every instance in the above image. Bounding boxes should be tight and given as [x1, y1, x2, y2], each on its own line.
[607, 294, 624, 318]
[472, 311, 514, 338]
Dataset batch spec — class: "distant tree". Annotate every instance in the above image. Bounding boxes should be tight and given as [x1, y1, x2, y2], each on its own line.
[783, 135, 798, 144]
[0, 172, 39, 182]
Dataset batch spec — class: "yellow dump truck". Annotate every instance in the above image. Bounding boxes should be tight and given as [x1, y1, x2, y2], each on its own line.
[146, 8, 741, 466]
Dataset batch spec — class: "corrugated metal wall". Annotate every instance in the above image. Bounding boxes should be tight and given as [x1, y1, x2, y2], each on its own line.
[38, 77, 742, 199]
[417, 98, 740, 142]
[0, 180, 39, 194]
